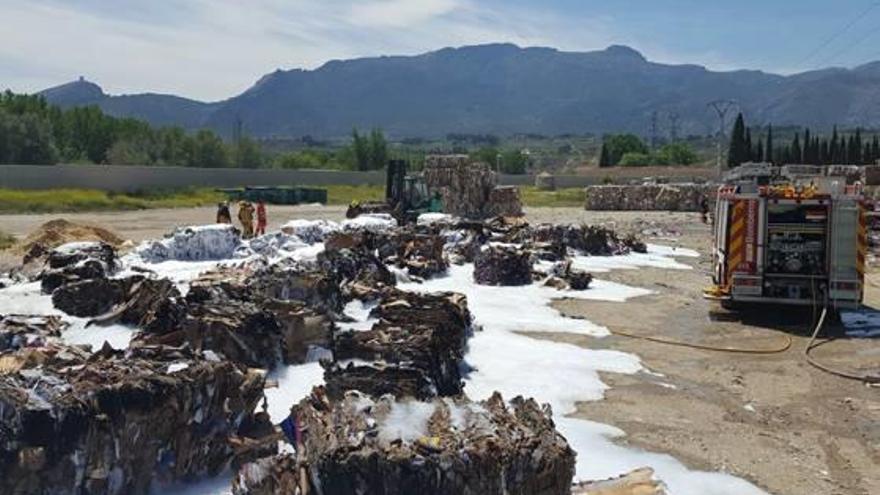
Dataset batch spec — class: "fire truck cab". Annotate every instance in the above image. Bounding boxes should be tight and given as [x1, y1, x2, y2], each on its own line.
[708, 164, 866, 309]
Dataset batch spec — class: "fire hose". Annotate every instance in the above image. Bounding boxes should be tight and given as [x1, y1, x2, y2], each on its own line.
[804, 306, 880, 384]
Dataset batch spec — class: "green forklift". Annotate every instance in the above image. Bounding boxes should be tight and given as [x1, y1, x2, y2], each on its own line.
[346, 159, 442, 223]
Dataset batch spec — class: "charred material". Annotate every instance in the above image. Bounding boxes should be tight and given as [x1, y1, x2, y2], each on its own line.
[329, 291, 470, 399]
[0, 315, 67, 352]
[531, 224, 646, 256]
[39, 242, 118, 294]
[233, 391, 575, 495]
[0, 345, 265, 495]
[379, 232, 448, 279]
[544, 260, 593, 291]
[474, 245, 533, 286]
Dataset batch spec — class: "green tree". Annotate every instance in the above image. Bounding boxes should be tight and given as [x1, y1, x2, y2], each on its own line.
[189, 130, 229, 168]
[0, 110, 58, 164]
[791, 133, 801, 164]
[618, 152, 653, 166]
[233, 137, 263, 169]
[655, 142, 698, 165]
[765, 125, 774, 163]
[368, 128, 388, 170]
[603, 134, 648, 166]
[598, 143, 611, 167]
[727, 113, 747, 167]
[351, 129, 370, 171]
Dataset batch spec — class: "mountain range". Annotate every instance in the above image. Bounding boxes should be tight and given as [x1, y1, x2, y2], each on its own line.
[36, 44, 880, 139]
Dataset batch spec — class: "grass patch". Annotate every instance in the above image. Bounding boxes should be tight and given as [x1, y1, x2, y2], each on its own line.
[0, 188, 225, 214]
[323, 184, 385, 205]
[0, 184, 582, 214]
[0, 230, 15, 250]
[519, 187, 584, 208]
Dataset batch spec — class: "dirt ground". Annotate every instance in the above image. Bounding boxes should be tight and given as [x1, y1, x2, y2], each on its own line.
[0, 206, 878, 494]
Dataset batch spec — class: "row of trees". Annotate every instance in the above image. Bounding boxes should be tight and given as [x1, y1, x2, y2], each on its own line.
[728, 113, 880, 167]
[598, 134, 698, 167]
[0, 91, 264, 167]
[0, 91, 404, 171]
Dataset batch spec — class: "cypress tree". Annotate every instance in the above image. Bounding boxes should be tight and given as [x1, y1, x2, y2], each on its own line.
[745, 128, 753, 163]
[830, 126, 839, 163]
[804, 129, 812, 163]
[813, 137, 821, 164]
[854, 128, 863, 164]
[728, 113, 747, 167]
[792, 133, 802, 163]
[765, 125, 774, 163]
[871, 134, 880, 165]
[599, 143, 610, 168]
[756, 139, 764, 164]
[821, 139, 830, 165]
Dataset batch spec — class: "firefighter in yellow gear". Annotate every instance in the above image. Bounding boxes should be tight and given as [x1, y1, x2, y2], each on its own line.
[237, 201, 256, 239]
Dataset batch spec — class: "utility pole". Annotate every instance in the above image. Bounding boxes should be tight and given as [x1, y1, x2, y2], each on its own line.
[708, 100, 737, 177]
[650, 111, 659, 150]
[669, 112, 680, 143]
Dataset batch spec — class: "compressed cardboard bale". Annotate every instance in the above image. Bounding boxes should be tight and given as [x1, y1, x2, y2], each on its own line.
[474, 245, 533, 286]
[487, 186, 524, 217]
[38, 242, 118, 294]
[324, 361, 439, 400]
[530, 224, 646, 256]
[135, 224, 241, 262]
[132, 266, 332, 369]
[51, 277, 126, 317]
[233, 391, 576, 495]
[317, 245, 395, 301]
[583, 184, 715, 212]
[0, 345, 266, 495]
[329, 291, 470, 399]
[380, 231, 448, 279]
[423, 154, 497, 219]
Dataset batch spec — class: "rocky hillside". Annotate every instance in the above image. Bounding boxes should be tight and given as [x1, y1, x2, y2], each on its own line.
[39, 44, 880, 137]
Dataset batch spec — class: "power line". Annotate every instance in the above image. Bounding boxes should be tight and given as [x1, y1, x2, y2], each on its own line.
[795, 0, 880, 69]
[816, 23, 880, 68]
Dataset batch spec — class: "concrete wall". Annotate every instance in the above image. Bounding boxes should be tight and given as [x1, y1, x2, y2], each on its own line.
[0, 165, 385, 192]
[0, 164, 716, 192]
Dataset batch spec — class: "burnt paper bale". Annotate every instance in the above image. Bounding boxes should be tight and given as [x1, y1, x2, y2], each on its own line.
[131, 276, 331, 369]
[0, 345, 265, 495]
[233, 391, 575, 495]
[381, 232, 448, 279]
[38, 242, 119, 294]
[328, 291, 471, 399]
[474, 245, 533, 286]
[530, 224, 645, 256]
[0, 315, 67, 352]
[51, 277, 126, 317]
[324, 361, 440, 400]
[543, 260, 593, 291]
[88, 277, 182, 328]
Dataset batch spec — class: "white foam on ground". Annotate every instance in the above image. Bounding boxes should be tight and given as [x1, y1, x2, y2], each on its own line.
[399, 248, 766, 494]
[570, 243, 697, 273]
[0, 282, 134, 350]
[263, 362, 325, 423]
[342, 213, 397, 233]
[401, 264, 648, 336]
[337, 300, 378, 332]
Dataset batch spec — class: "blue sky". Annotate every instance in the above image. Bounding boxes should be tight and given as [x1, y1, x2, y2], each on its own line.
[3, 0, 880, 100]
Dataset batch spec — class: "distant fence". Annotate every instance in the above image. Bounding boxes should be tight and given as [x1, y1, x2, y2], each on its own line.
[0, 164, 716, 192]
